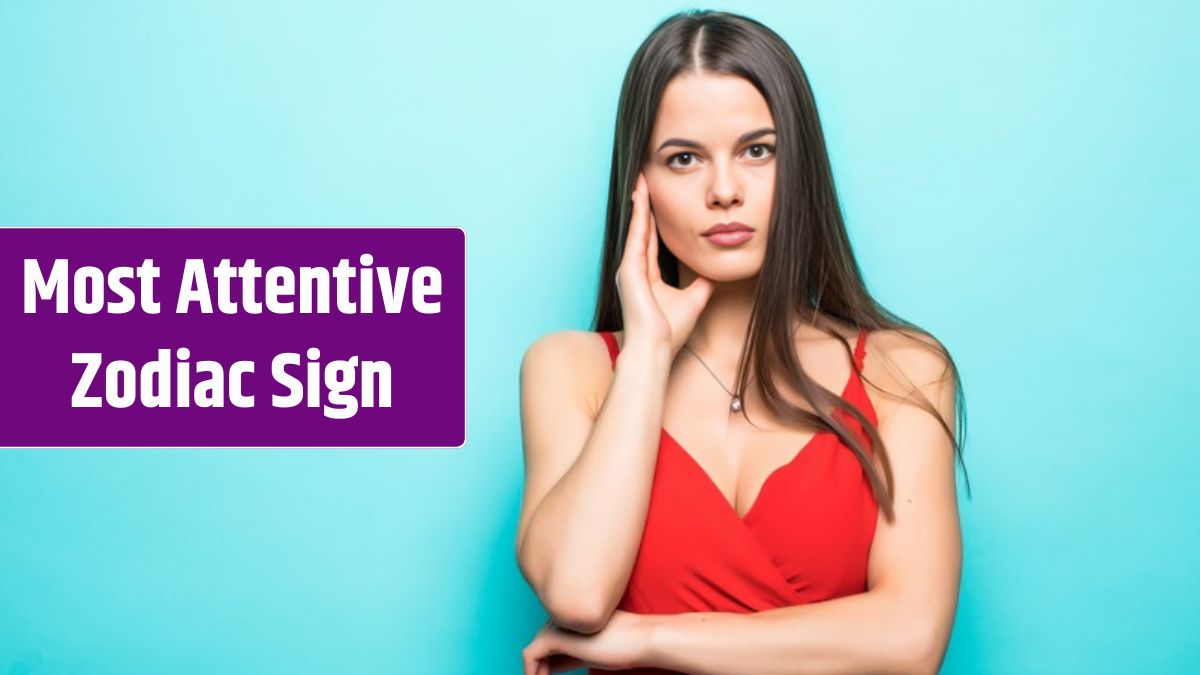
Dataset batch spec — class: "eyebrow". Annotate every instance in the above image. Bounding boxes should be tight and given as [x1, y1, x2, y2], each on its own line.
[656, 127, 777, 152]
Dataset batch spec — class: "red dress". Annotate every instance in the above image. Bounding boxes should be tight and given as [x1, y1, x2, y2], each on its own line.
[588, 328, 879, 675]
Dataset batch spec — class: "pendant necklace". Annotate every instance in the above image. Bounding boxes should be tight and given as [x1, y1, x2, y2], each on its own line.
[680, 342, 747, 413]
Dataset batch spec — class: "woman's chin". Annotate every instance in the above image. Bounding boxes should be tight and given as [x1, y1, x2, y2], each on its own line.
[685, 266, 761, 285]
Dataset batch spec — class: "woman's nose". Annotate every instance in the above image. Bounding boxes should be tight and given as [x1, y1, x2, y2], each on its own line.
[708, 161, 743, 208]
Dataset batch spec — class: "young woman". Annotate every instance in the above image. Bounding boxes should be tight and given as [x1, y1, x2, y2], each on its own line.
[516, 10, 968, 674]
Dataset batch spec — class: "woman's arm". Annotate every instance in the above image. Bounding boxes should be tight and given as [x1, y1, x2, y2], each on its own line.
[515, 329, 673, 634]
[639, 337, 963, 674]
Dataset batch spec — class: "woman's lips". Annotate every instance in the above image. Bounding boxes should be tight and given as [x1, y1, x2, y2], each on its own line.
[703, 230, 754, 246]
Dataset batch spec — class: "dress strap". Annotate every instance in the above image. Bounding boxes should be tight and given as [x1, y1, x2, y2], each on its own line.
[853, 327, 868, 372]
[846, 327, 878, 428]
[599, 331, 619, 370]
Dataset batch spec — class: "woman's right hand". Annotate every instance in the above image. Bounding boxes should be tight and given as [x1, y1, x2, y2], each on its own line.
[616, 172, 714, 357]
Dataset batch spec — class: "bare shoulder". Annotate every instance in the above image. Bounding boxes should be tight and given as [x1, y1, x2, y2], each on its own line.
[862, 328, 957, 429]
[520, 329, 615, 418]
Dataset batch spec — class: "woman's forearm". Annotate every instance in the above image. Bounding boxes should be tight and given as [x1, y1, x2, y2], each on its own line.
[642, 590, 944, 675]
[518, 338, 674, 633]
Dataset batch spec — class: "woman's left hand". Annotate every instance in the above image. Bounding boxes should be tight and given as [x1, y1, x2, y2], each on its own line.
[521, 609, 654, 674]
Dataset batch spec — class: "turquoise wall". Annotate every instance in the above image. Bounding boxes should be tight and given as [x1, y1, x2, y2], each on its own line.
[2, 1, 1196, 673]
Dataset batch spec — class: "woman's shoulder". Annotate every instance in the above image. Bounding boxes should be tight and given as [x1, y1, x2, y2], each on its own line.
[522, 329, 616, 361]
[860, 327, 956, 428]
[862, 327, 953, 381]
[520, 329, 616, 416]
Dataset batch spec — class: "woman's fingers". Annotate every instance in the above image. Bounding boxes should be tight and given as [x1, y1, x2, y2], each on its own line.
[630, 172, 655, 286]
[617, 173, 653, 309]
[523, 632, 584, 675]
[523, 640, 550, 675]
[622, 173, 647, 269]
[638, 175, 652, 264]
[547, 654, 586, 673]
[524, 628, 553, 675]
[647, 205, 661, 285]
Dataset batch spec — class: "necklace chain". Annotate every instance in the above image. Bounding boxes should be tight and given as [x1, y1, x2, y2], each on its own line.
[681, 343, 744, 412]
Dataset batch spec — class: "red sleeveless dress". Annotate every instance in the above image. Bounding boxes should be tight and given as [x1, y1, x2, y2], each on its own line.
[588, 328, 879, 675]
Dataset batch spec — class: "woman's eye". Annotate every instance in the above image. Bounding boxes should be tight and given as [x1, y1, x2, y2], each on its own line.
[745, 143, 775, 160]
[667, 152, 696, 168]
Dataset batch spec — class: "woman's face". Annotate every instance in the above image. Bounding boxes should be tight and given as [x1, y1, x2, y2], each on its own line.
[644, 72, 777, 284]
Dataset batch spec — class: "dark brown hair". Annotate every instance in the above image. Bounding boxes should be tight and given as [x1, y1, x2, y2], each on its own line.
[591, 9, 970, 520]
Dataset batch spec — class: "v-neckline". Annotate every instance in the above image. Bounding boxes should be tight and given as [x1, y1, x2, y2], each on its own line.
[661, 360, 860, 524]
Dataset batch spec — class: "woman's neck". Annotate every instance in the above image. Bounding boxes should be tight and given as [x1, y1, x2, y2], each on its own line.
[679, 267, 758, 365]
[675, 266, 847, 370]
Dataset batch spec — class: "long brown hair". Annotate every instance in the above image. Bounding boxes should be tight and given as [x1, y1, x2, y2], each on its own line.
[591, 10, 970, 520]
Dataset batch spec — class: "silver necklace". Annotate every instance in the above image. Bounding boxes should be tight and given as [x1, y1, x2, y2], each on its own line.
[681, 343, 745, 412]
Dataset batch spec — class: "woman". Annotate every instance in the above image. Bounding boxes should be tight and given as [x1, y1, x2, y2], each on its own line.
[517, 10, 967, 674]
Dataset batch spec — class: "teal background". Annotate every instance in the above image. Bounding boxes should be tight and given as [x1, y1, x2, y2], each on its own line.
[1, 1, 1196, 673]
